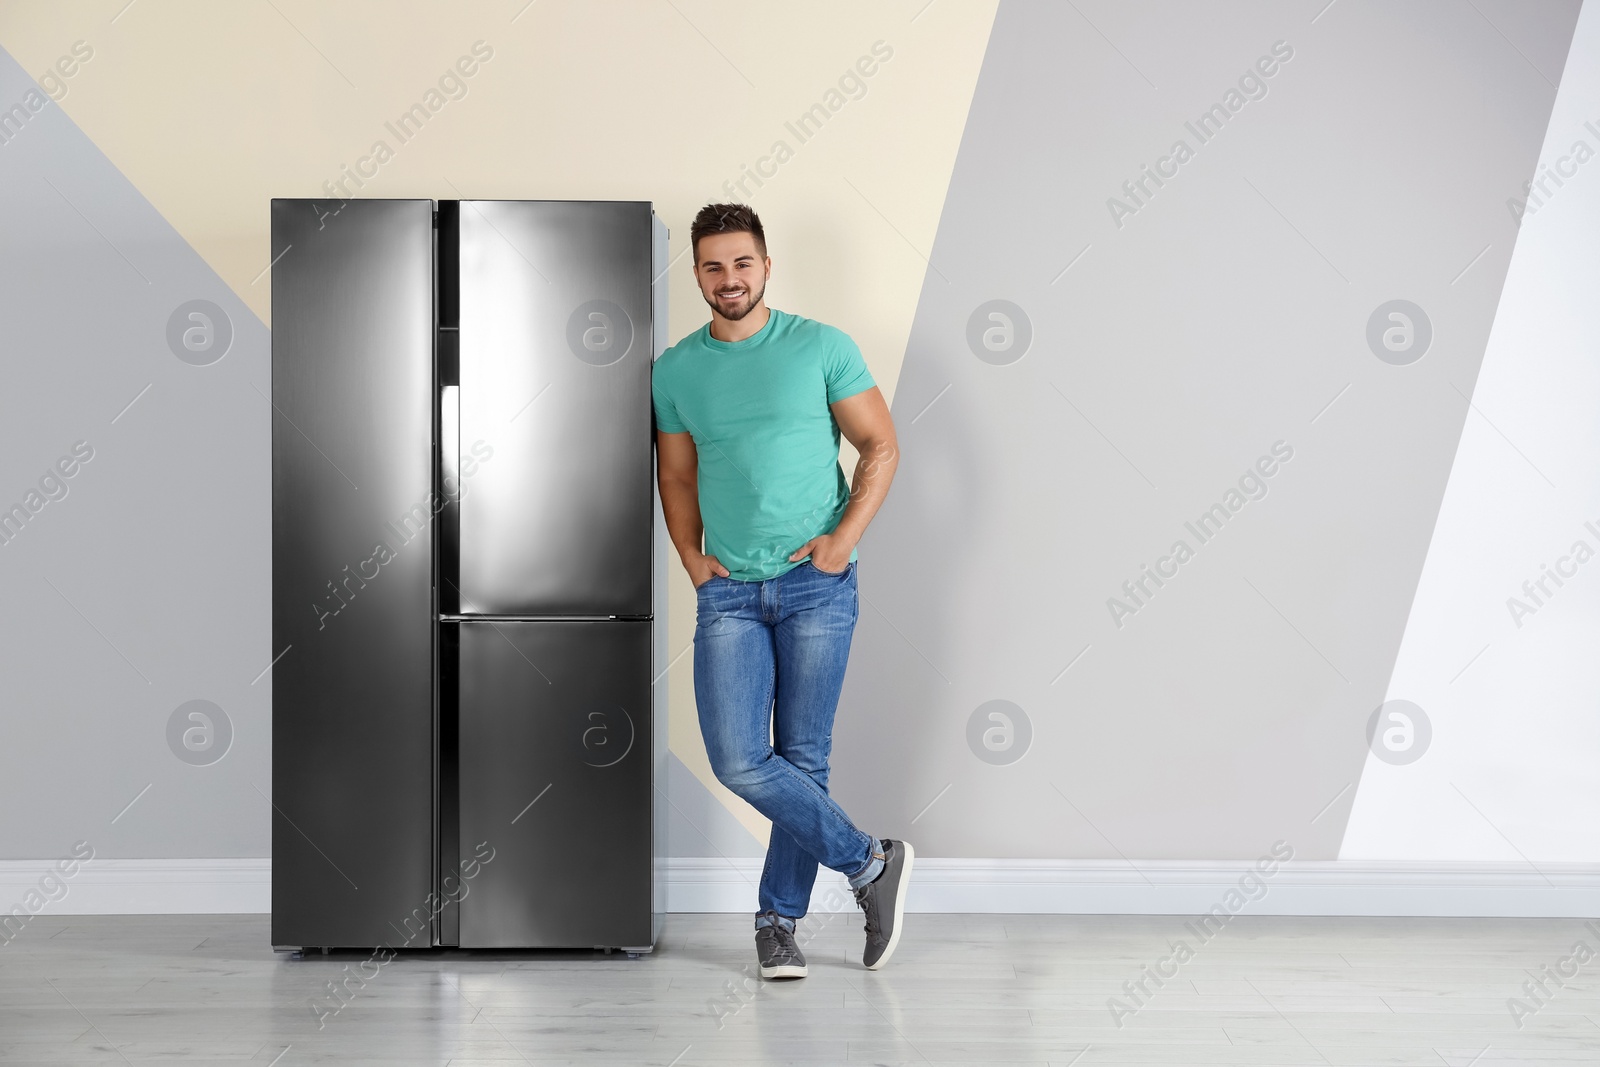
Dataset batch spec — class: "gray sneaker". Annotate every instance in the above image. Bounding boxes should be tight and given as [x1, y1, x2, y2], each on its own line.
[754, 914, 807, 979]
[854, 838, 914, 970]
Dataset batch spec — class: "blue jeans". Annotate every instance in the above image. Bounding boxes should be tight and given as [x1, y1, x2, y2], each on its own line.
[694, 558, 884, 923]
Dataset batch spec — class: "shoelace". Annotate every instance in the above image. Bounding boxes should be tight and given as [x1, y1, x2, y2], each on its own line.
[854, 883, 883, 942]
[760, 922, 801, 960]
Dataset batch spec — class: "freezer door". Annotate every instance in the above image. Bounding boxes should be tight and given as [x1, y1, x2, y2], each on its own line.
[269, 198, 436, 949]
[457, 201, 654, 616]
[455, 620, 652, 949]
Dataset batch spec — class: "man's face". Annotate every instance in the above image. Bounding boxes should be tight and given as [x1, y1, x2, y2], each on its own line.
[693, 232, 770, 322]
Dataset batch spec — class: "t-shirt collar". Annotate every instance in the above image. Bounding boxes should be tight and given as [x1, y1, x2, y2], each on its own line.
[703, 307, 778, 350]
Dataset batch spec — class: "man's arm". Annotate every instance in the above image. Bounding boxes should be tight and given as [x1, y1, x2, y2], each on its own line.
[788, 385, 899, 571]
[657, 429, 730, 587]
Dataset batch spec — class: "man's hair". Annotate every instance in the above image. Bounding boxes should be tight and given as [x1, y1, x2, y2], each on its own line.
[690, 203, 766, 263]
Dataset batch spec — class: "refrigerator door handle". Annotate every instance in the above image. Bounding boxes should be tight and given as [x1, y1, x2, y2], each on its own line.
[440, 382, 461, 613]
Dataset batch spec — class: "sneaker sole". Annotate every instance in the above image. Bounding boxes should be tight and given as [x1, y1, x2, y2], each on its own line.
[865, 840, 914, 971]
[759, 962, 808, 979]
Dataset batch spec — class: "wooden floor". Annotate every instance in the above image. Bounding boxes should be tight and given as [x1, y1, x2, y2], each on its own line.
[1, 911, 1597, 1064]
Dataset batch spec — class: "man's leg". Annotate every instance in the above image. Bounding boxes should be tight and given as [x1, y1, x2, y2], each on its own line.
[770, 559, 914, 973]
[693, 574, 881, 913]
[762, 559, 876, 919]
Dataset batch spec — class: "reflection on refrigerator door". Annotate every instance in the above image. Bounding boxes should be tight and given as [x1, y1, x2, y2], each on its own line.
[269, 198, 437, 949]
[457, 200, 654, 617]
[454, 619, 652, 949]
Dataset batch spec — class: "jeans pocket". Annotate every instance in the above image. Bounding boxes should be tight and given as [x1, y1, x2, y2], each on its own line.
[807, 559, 850, 577]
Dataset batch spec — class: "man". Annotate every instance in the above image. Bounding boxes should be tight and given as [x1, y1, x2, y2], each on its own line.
[652, 203, 911, 979]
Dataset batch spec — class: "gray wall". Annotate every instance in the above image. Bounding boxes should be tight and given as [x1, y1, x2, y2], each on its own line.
[0, 45, 271, 857]
[830, 0, 1583, 860]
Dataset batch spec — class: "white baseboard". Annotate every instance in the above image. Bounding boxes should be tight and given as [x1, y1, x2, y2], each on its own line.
[664, 857, 1600, 917]
[0, 860, 271, 916]
[5, 858, 1598, 918]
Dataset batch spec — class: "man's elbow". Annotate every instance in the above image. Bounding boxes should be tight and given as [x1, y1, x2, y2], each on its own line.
[859, 435, 899, 467]
[658, 469, 697, 492]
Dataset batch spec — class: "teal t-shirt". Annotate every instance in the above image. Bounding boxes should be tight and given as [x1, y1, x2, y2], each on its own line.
[651, 308, 876, 581]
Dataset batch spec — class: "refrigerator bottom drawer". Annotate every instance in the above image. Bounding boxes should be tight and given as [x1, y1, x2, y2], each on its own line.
[453, 619, 653, 949]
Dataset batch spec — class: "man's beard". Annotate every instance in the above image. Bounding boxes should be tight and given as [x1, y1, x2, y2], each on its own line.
[704, 277, 767, 322]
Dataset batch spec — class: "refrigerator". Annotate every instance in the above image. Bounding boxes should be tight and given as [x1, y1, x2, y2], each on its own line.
[269, 198, 669, 952]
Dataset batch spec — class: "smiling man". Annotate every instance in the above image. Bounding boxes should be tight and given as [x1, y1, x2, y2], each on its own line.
[651, 203, 911, 979]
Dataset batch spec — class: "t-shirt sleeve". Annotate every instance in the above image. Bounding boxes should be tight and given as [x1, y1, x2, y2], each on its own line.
[651, 363, 688, 433]
[823, 330, 875, 404]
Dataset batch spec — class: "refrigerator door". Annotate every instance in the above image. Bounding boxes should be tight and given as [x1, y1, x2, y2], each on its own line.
[269, 198, 436, 949]
[455, 619, 652, 949]
[456, 201, 655, 617]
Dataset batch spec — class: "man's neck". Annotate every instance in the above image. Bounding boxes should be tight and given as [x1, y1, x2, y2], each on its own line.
[709, 303, 770, 344]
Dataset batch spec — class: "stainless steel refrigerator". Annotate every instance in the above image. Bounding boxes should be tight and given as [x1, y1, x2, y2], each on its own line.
[269, 198, 668, 952]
